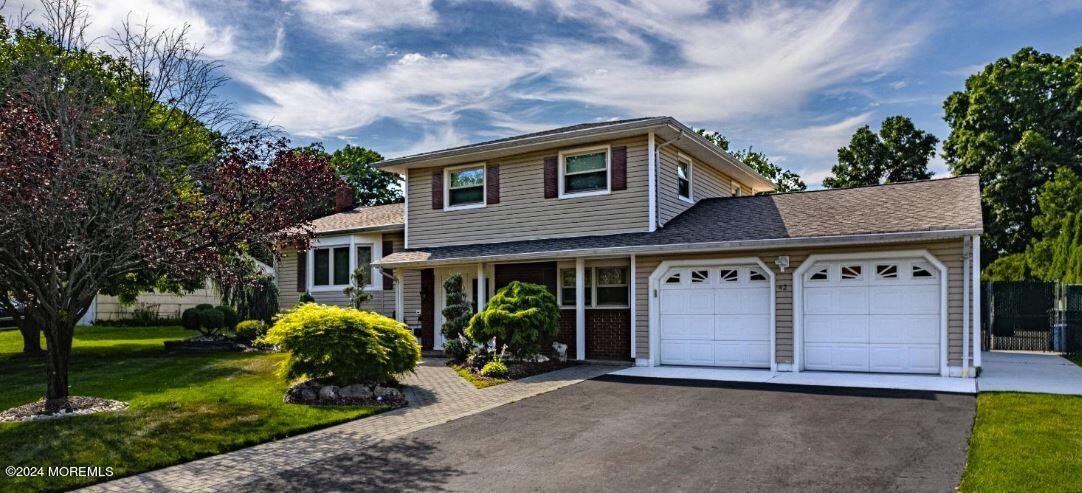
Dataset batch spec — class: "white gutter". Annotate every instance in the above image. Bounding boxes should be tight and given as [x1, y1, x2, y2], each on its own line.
[376, 228, 984, 268]
[973, 235, 982, 369]
[647, 133, 657, 232]
[653, 130, 684, 229]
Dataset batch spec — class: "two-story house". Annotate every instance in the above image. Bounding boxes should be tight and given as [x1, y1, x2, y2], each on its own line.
[277, 116, 985, 379]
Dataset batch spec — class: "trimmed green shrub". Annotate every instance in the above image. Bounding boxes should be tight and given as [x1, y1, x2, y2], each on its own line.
[234, 319, 267, 343]
[201, 307, 225, 331]
[181, 305, 226, 336]
[441, 273, 473, 340]
[442, 335, 471, 362]
[180, 307, 202, 331]
[195, 303, 215, 311]
[216, 305, 239, 330]
[466, 281, 559, 358]
[480, 360, 509, 378]
[262, 303, 421, 385]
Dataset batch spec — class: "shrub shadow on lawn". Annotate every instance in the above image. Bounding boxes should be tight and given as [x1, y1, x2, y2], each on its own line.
[230, 437, 465, 492]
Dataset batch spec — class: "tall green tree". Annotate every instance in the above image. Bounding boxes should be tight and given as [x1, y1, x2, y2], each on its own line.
[330, 145, 402, 206]
[823, 116, 937, 189]
[943, 46, 1082, 257]
[696, 129, 806, 192]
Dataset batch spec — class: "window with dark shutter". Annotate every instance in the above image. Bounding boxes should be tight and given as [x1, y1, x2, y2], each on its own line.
[543, 156, 558, 198]
[611, 146, 627, 191]
[382, 239, 395, 291]
[431, 170, 444, 209]
[486, 162, 500, 204]
[296, 251, 306, 292]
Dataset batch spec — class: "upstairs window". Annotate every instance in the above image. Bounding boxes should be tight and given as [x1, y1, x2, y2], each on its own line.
[677, 156, 692, 201]
[446, 164, 485, 208]
[561, 147, 609, 196]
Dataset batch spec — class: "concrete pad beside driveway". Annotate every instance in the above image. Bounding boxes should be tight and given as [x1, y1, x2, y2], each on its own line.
[233, 376, 975, 493]
[979, 351, 1082, 395]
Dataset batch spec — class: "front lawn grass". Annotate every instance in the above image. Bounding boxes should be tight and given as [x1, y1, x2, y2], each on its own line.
[0, 326, 382, 492]
[1069, 355, 1082, 367]
[959, 392, 1082, 492]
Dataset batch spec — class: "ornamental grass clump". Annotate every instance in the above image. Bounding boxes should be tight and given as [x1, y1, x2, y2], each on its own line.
[466, 281, 559, 359]
[261, 304, 421, 385]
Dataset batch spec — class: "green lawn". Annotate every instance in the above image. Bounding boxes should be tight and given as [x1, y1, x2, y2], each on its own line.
[0, 326, 382, 492]
[960, 392, 1082, 492]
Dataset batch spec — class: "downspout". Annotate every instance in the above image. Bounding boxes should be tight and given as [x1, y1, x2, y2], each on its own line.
[654, 130, 684, 229]
[963, 236, 971, 378]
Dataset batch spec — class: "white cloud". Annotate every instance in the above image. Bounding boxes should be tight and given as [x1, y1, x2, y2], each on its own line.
[773, 111, 872, 157]
[291, 0, 437, 37]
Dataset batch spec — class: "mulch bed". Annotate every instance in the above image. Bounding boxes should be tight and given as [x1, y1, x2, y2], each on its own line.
[452, 359, 580, 382]
[0, 396, 128, 423]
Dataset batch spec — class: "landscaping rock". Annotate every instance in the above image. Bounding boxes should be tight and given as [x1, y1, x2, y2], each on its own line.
[373, 385, 403, 401]
[340, 384, 373, 400]
[318, 385, 340, 401]
[299, 388, 319, 402]
[552, 342, 568, 362]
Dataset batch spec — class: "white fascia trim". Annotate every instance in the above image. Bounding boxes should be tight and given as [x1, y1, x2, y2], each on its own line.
[647, 257, 776, 372]
[558, 144, 612, 199]
[630, 254, 637, 360]
[443, 162, 487, 211]
[972, 235, 982, 368]
[676, 152, 694, 203]
[403, 172, 410, 249]
[792, 249, 949, 377]
[963, 237, 971, 378]
[377, 229, 984, 269]
[647, 132, 657, 232]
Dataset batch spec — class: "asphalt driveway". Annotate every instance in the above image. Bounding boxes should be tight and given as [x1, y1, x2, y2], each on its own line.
[233, 376, 975, 492]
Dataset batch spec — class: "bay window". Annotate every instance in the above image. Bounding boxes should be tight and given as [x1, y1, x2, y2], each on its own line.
[307, 234, 383, 291]
[313, 246, 350, 287]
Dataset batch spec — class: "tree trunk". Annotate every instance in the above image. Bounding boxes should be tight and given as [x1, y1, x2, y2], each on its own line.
[41, 314, 75, 411]
[18, 319, 43, 355]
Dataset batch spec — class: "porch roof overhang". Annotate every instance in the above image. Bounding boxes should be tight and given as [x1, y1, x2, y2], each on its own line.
[374, 228, 982, 268]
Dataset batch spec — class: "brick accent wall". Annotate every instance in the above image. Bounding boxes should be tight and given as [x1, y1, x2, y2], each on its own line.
[586, 309, 631, 361]
[557, 309, 577, 358]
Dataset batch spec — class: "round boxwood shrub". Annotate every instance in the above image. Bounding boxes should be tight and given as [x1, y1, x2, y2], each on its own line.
[216, 305, 239, 330]
[181, 307, 202, 331]
[262, 304, 421, 385]
[480, 360, 508, 378]
[195, 303, 215, 311]
[234, 319, 267, 343]
[181, 305, 226, 336]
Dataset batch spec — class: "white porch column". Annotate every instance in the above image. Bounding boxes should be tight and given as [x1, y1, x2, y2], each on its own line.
[476, 263, 487, 312]
[629, 255, 637, 360]
[973, 235, 982, 368]
[394, 270, 405, 323]
[576, 258, 586, 360]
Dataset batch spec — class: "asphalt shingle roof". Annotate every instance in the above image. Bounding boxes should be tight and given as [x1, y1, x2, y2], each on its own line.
[379, 175, 982, 265]
[307, 203, 404, 234]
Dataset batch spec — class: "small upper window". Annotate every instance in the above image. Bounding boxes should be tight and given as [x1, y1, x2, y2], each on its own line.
[665, 272, 682, 284]
[719, 269, 739, 283]
[841, 265, 863, 280]
[808, 267, 829, 281]
[690, 270, 709, 284]
[562, 148, 609, 195]
[447, 165, 485, 208]
[749, 269, 767, 281]
[875, 264, 898, 279]
[677, 157, 692, 201]
[912, 264, 935, 278]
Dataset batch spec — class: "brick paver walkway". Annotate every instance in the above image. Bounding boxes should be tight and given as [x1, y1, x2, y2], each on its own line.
[81, 359, 616, 492]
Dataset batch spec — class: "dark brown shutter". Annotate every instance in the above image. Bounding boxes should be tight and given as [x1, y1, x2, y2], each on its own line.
[486, 162, 500, 204]
[382, 239, 395, 291]
[611, 146, 627, 191]
[543, 156, 558, 198]
[431, 170, 444, 210]
[295, 251, 306, 293]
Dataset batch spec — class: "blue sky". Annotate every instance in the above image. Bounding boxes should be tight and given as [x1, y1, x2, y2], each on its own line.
[5, 0, 1082, 187]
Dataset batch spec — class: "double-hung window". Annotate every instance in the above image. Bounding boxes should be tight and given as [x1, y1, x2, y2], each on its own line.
[313, 246, 350, 287]
[355, 245, 373, 286]
[677, 155, 693, 201]
[560, 146, 609, 196]
[559, 265, 629, 307]
[446, 164, 485, 209]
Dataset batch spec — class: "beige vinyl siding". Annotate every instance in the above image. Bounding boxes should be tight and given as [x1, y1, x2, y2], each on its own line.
[656, 145, 745, 226]
[635, 238, 969, 366]
[93, 280, 219, 321]
[277, 231, 421, 323]
[406, 136, 650, 248]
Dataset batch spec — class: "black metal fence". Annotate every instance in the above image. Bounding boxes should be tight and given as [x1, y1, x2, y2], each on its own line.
[982, 281, 1082, 357]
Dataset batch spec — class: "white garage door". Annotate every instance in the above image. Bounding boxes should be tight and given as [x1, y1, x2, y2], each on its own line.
[659, 265, 771, 368]
[802, 259, 941, 374]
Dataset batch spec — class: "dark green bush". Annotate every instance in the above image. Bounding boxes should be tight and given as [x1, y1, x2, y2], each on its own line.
[234, 319, 267, 343]
[297, 292, 315, 305]
[262, 304, 421, 385]
[480, 360, 509, 378]
[180, 307, 202, 331]
[466, 281, 559, 358]
[195, 303, 215, 311]
[441, 274, 473, 340]
[181, 305, 226, 336]
[442, 336, 471, 362]
[216, 305, 239, 330]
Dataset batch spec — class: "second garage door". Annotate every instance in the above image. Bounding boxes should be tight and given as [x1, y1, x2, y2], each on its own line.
[802, 259, 942, 374]
[659, 265, 771, 368]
